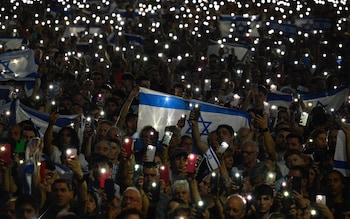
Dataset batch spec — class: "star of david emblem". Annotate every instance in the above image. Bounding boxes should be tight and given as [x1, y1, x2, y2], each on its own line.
[0, 60, 14, 74]
[185, 116, 212, 136]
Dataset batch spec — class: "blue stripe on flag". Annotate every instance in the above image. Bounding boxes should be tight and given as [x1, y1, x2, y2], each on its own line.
[139, 92, 250, 119]
[267, 92, 293, 102]
[21, 104, 75, 127]
[334, 160, 350, 169]
[300, 85, 347, 100]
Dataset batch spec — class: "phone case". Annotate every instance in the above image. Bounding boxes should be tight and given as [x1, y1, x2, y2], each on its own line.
[186, 153, 198, 173]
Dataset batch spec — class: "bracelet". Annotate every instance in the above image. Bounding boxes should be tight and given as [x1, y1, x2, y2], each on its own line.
[259, 128, 269, 133]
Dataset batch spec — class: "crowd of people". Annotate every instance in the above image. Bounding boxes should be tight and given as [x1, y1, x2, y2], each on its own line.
[0, 0, 350, 219]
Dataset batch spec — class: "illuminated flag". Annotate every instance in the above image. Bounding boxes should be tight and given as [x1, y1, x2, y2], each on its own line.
[0, 37, 28, 52]
[219, 15, 260, 38]
[334, 130, 350, 177]
[0, 49, 40, 96]
[0, 100, 78, 137]
[267, 85, 349, 112]
[138, 88, 250, 141]
[207, 40, 252, 63]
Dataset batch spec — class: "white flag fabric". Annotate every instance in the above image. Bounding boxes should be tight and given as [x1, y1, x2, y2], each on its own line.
[138, 88, 250, 141]
[207, 40, 252, 63]
[267, 85, 349, 112]
[0, 49, 40, 96]
[334, 129, 350, 177]
[0, 100, 78, 138]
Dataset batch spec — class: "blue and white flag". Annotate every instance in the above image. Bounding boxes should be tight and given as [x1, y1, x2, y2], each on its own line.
[0, 49, 40, 96]
[123, 33, 144, 46]
[267, 85, 349, 112]
[207, 40, 252, 63]
[294, 18, 332, 32]
[334, 129, 350, 177]
[0, 100, 78, 137]
[268, 21, 297, 36]
[0, 37, 29, 52]
[0, 85, 13, 107]
[138, 88, 250, 141]
[219, 15, 260, 38]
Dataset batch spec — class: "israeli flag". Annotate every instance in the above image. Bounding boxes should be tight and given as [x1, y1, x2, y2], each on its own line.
[0, 37, 29, 52]
[0, 49, 40, 96]
[123, 33, 144, 46]
[207, 40, 252, 63]
[334, 130, 350, 177]
[0, 85, 12, 106]
[138, 88, 250, 141]
[219, 14, 260, 38]
[268, 21, 297, 36]
[267, 85, 349, 112]
[0, 100, 77, 137]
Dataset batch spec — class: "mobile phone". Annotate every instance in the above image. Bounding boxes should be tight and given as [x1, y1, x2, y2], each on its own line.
[123, 137, 134, 156]
[185, 84, 192, 96]
[0, 144, 11, 164]
[196, 200, 208, 214]
[255, 108, 264, 117]
[159, 165, 170, 184]
[231, 170, 242, 191]
[299, 112, 309, 126]
[218, 141, 229, 154]
[291, 176, 302, 193]
[186, 153, 198, 173]
[145, 145, 156, 162]
[150, 131, 159, 146]
[281, 189, 293, 211]
[266, 172, 276, 185]
[15, 140, 25, 153]
[99, 167, 110, 188]
[204, 79, 211, 91]
[96, 93, 105, 107]
[316, 195, 326, 205]
[47, 81, 60, 100]
[39, 161, 46, 182]
[150, 181, 161, 202]
[66, 148, 77, 160]
[210, 172, 220, 194]
[162, 131, 173, 146]
[104, 178, 115, 202]
[193, 104, 201, 120]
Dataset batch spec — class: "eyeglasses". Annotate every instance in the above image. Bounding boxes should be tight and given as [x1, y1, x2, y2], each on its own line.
[241, 151, 256, 155]
[122, 196, 140, 203]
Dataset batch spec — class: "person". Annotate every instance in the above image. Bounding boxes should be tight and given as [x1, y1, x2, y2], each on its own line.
[250, 184, 274, 219]
[15, 194, 40, 219]
[40, 179, 76, 219]
[238, 140, 260, 176]
[141, 162, 170, 219]
[117, 208, 144, 219]
[121, 187, 143, 212]
[286, 133, 304, 152]
[171, 180, 191, 205]
[224, 194, 246, 219]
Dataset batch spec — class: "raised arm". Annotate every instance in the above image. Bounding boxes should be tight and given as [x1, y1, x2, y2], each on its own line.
[189, 110, 209, 154]
[43, 112, 59, 156]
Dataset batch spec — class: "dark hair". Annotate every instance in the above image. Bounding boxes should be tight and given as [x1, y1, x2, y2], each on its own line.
[216, 124, 235, 136]
[289, 165, 309, 179]
[56, 127, 80, 150]
[253, 184, 274, 198]
[283, 149, 302, 161]
[15, 194, 39, 212]
[286, 133, 304, 144]
[52, 178, 72, 191]
[117, 208, 144, 219]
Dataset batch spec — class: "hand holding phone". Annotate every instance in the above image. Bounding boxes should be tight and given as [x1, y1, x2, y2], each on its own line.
[186, 153, 198, 173]
[0, 144, 11, 164]
[122, 137, 134, 156]
[162, 131, 173, 146]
